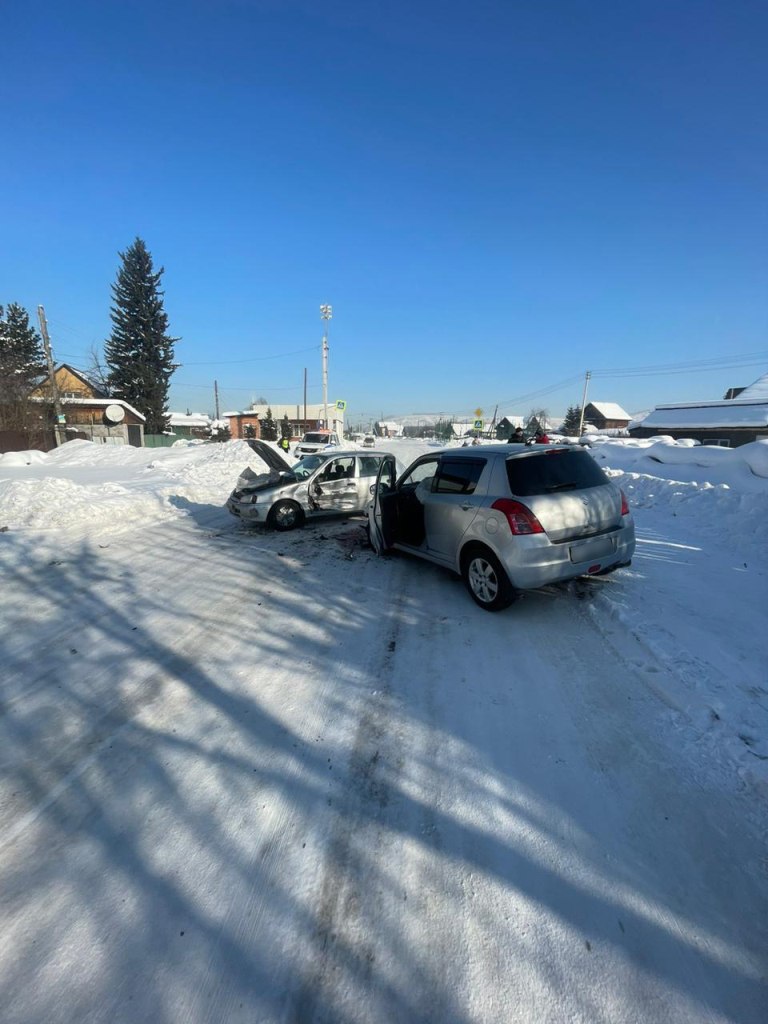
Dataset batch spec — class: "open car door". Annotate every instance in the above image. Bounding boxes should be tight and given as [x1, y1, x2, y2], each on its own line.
[369, 454, 399, 554]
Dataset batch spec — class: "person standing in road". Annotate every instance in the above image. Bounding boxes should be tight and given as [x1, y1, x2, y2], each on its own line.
[508, 426, 525, 444]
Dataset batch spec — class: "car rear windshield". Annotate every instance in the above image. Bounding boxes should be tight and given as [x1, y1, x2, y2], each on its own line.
[505, 449, 609, 496]
[302, 433, 329, 443]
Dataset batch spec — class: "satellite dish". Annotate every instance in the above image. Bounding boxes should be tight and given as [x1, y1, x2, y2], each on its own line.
[104, 404, 125, 424]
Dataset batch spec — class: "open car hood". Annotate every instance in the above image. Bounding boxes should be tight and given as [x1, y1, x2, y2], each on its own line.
[245, 439, 293, 473]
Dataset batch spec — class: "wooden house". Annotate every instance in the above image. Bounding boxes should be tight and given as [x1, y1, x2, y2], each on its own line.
[29, 364, 145, 448]
[582, 402, 632, 431]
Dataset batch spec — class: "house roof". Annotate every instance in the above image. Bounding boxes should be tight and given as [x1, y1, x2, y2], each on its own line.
[168, 412, 210, 427]
[236, 403, 344, 420]
[451, 422, 477, 436]
[736, 370, 768, 401]
[497, 416, 525, 428]
[638, 369, 768, 429]
[587, 401, 631, 421]
[640, 399, 768, 429]
[54, 363, 108, 397]
[31, 396, 146, 422]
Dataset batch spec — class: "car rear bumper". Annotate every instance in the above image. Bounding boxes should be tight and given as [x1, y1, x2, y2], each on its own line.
[496, 522, 636, 590]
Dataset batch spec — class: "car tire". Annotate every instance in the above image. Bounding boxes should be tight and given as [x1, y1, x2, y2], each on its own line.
[268, 500, 304, 532]
[461, 545, 516, 611]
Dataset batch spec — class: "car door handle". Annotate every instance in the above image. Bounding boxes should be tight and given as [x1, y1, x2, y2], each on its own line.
[461, 503, 472, 510]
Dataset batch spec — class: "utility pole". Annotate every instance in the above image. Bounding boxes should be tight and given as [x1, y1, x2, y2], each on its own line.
[577, 370, 592, 438]
[214, 380, 220, 421]
[320, 304, 332, 428]
[37, 305, 64, 447]
[303, 367, 307, 430]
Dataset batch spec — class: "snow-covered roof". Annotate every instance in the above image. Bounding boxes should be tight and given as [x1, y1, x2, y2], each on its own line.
[736, 370, 768, 401]
[238, 403, 344, 420]
[168, 412, 211, 428]
[588, 402, 631, 421]
[31, 396, 146, 422]
[640, 399, 768, 429]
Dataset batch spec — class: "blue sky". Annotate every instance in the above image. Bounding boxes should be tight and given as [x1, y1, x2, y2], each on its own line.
[3, 0, 766, 425]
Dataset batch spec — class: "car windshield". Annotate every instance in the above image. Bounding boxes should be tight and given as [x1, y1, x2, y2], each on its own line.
[505, 449, 609, 496]
[302, 433, 330, 444]
[290, 454, 330, 479]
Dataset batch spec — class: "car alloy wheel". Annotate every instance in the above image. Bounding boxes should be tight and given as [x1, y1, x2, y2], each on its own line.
[461, 545, 515, 611]
[269, 500, 304, 531]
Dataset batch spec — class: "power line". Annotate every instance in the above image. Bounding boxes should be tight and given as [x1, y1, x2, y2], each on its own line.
[493, 351, 767, 408]
[494, 375, 584, 407]
[593, 356, 768, 380]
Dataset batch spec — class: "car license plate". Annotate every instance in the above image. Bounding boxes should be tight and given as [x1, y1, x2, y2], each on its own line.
[570, 536, 614, 563]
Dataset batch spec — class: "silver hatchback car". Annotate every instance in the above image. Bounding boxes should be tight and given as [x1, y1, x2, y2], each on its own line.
[228, 448, 392, 531]
[369, 444, 635, 610]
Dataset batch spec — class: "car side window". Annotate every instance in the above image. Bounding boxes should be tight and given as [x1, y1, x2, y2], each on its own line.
[358, 456, 381, 478]
[399, 459, 439, 491]
[433, 458, 485, 495]
[318, 457, 355, 481]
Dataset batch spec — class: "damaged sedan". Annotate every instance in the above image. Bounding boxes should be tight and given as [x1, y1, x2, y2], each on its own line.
[227, 443, 395, 531]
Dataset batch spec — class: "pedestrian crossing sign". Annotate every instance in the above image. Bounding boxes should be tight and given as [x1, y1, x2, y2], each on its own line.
[473, 419, 483, 430]
[335, 400, 347, 410]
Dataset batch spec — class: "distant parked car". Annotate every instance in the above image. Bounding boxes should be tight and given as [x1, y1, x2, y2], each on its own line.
[227, 448, 394, 531]
[362, 435, 376, 448]
[368, 444, 635, 610]
[294, 430, 341, 456]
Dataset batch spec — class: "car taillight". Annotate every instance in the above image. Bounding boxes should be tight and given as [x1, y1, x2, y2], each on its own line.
[620, 489, 630, 516]
[491, 499, 545, 535]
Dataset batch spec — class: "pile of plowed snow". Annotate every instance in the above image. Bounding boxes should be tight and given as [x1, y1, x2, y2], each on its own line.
[0, 439, 270, 532]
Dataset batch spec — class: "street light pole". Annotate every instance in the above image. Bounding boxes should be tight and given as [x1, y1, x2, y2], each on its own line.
[320, 304, 332, 428]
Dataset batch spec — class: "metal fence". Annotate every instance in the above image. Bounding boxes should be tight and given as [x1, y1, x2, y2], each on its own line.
[143, 434, 178, 448]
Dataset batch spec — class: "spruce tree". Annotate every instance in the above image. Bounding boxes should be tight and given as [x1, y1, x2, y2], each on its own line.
[261, 407, 278, 441]
[0, 304, 48, 432]
[280, 413, 292, 441]
[562, 405, 583, 435]
[0, 303, 47, 397]
[104, 238, 178, 434]
[434, 417, 454, 442]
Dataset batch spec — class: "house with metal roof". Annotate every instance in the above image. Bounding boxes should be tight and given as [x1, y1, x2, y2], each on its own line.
[628, 371, 768, 447]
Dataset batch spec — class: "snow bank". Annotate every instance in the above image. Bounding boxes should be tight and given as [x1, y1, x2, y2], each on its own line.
[590, 438, 768, 489]
[0, 440, 271, 532]
[0, 450, 50, 467]
[0, 476, 169, 531]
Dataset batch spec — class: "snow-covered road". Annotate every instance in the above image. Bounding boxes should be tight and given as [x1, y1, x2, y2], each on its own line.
[1, 440, 767, 1023]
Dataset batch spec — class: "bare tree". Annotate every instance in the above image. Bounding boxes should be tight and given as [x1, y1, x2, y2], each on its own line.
[525, 407, 550, 433]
